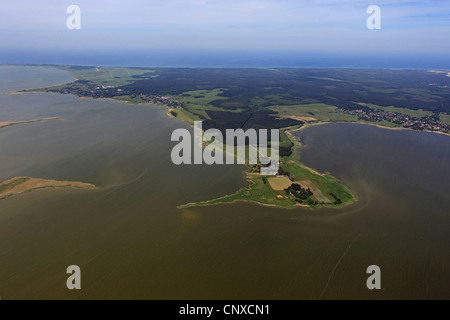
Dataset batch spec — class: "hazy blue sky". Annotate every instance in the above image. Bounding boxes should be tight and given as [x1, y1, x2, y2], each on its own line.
[1, 0, 449, 54]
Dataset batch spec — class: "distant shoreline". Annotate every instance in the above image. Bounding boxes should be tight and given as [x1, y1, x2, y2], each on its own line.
[13, 88, 449, 138]
[2, 62, 450, 71]
[291, 120, 450, 137]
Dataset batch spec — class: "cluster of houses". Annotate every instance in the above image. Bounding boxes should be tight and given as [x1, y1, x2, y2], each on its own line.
[51, 81, 184, 109]
[339, 107, 449, 133]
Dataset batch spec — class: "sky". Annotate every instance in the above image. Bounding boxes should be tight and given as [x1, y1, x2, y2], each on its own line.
[1, 0, 449, 55]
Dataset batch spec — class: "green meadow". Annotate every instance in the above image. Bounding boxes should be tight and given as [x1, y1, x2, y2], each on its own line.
[269, 104, 359, 122]
[357, 103, 434, 118]
[64, 67, 158, 86]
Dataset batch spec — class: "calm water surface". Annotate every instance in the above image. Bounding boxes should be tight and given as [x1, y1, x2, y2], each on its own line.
[0, 66, 74, 94]
[0, 67, 448, 299]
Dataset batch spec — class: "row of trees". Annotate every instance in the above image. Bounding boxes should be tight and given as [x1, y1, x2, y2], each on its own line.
[285, 183, 313, 201]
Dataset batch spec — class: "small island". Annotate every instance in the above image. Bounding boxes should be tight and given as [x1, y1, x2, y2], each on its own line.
[0, 117, 59, 129]
[0, 177, 95, 201]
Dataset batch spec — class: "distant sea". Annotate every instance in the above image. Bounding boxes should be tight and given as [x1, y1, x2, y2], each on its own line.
[0, 50, 449, 69]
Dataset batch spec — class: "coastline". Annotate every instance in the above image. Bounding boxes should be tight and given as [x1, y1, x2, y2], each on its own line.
[179, 171, 357, 211]
[15, 89, 449, 139]
[180, 122, 358, 210]
[0, 91, 361, 210]
[178, 171, 311, 210]
[4, 66, 446, 210]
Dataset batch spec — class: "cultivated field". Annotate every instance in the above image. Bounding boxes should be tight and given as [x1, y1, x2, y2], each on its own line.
[295, 180, 332, 203]
[269, 104, 359, 122]
[268, 176, 292, 191]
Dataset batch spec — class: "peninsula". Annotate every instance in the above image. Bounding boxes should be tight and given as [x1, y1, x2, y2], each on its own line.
[17, 65, 450, 208]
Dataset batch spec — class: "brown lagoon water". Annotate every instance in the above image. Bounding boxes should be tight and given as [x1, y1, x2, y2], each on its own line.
[0, 67, 449, 300]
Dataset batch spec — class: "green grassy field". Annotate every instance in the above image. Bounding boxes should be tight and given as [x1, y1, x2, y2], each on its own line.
[357, 103, 434, 118]
[174, 89, 244, 121]
[169, 108, 200, 123]
[281, 156, 354, 205]
[179, 172, 298, 209]
[64, 67, 158, 86]
[267, 176, 292, 191]
[439, 114, 450, 125]
[112, 95, 147, 104]
[269, 104, 359, 122]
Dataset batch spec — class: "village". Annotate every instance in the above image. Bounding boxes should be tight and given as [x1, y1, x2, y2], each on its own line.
[339, 107, 450, 134]
[53, 81, 185, 109]
[46, 80, 449, 135]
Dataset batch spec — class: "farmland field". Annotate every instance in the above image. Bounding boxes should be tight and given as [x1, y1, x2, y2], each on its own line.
[267, 176, 292, 191]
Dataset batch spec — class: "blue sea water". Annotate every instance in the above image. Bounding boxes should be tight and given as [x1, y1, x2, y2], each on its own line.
[0, 49, 448, 69]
